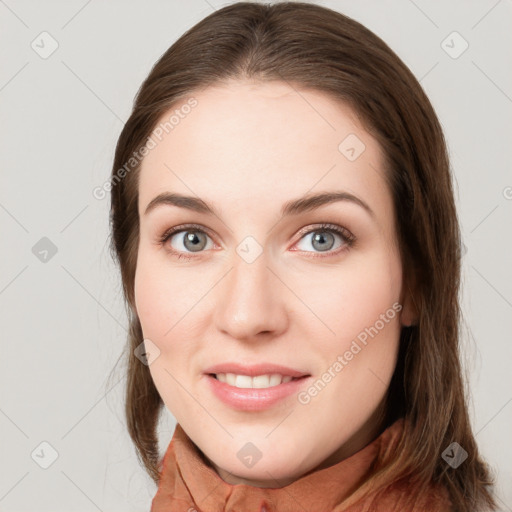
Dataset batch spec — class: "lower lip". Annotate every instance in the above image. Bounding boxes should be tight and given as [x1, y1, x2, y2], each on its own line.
[205, 374, 311, 411]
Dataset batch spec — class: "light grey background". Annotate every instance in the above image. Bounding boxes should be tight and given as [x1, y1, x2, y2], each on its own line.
[1, 0, 511, 510]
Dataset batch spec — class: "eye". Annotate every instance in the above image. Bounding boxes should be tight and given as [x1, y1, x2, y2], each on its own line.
[159, 222, 356, 260]
[159, 224, 215, 260]
[292, 223, 355, 258]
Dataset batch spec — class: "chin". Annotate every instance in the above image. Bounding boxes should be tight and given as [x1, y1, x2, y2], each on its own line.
[217, 459, 304, 488]
[206, 441, 312, 487]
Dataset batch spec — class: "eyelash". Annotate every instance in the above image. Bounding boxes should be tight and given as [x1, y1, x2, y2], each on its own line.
[158, 222, 356, 261]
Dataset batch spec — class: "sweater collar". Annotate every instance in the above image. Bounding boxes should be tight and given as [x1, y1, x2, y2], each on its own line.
[151, 418, 408, 512]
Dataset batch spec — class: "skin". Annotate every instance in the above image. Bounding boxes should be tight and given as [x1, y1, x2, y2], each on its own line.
[134, 79, 416, 488]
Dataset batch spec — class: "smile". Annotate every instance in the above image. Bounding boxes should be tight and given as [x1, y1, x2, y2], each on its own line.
[204, 373, 311, 411]
[212, 373, 298, 388]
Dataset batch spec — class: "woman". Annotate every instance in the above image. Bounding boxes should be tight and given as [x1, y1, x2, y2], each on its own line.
[108, 2, 496, 511]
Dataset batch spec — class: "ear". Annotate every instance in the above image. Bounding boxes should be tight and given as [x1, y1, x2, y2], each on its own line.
[400, 277, 419, 327]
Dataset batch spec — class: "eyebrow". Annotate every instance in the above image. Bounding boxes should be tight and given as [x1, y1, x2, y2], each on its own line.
[143, 191, 375, 219]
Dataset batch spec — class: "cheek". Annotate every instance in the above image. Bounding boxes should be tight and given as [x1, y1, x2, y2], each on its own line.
[301, 249, 403, 407]
[134, 263, 169, 338]
[134, 255, 198, 420]
[134, 251, 188, 339]
[133, 252, 205, 375]
[306, 252, 402, 345]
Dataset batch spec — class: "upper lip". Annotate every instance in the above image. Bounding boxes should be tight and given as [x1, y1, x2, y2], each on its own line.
[203, 362, 310, 378]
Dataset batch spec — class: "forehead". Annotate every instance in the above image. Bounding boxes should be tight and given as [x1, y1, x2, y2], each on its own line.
[138, 80, 389, 218]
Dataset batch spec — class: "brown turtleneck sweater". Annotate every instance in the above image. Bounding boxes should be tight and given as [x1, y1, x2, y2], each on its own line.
[150, 419, 453, 512]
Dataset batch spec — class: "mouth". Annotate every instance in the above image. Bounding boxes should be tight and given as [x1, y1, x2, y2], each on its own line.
[202, 363, 312, 411]
[207, 372, 309, 389]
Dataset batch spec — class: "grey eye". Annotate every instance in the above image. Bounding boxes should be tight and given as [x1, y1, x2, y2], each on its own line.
[170, 230, 212, 253]
[296, 230, 343, 253]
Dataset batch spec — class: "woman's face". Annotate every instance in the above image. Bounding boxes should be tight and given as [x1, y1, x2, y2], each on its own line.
[134, 80, 413, 487]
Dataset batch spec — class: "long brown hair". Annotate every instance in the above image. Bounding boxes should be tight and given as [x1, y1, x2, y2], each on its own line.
[107, 2, 496, 510]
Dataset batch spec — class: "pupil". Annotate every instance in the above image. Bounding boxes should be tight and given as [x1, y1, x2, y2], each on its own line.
[313, 231, 333, 251]
[185, 231, 204, 252]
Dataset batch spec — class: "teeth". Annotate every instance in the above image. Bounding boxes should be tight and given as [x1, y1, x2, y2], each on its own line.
[215, 373, 294, 389]
[253, 375, 271, 388]
[235, 374, 252, 388]
[269, 374, 282, 386]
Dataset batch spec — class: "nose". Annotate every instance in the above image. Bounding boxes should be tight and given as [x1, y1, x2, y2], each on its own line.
[213, 252, 289, 342]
